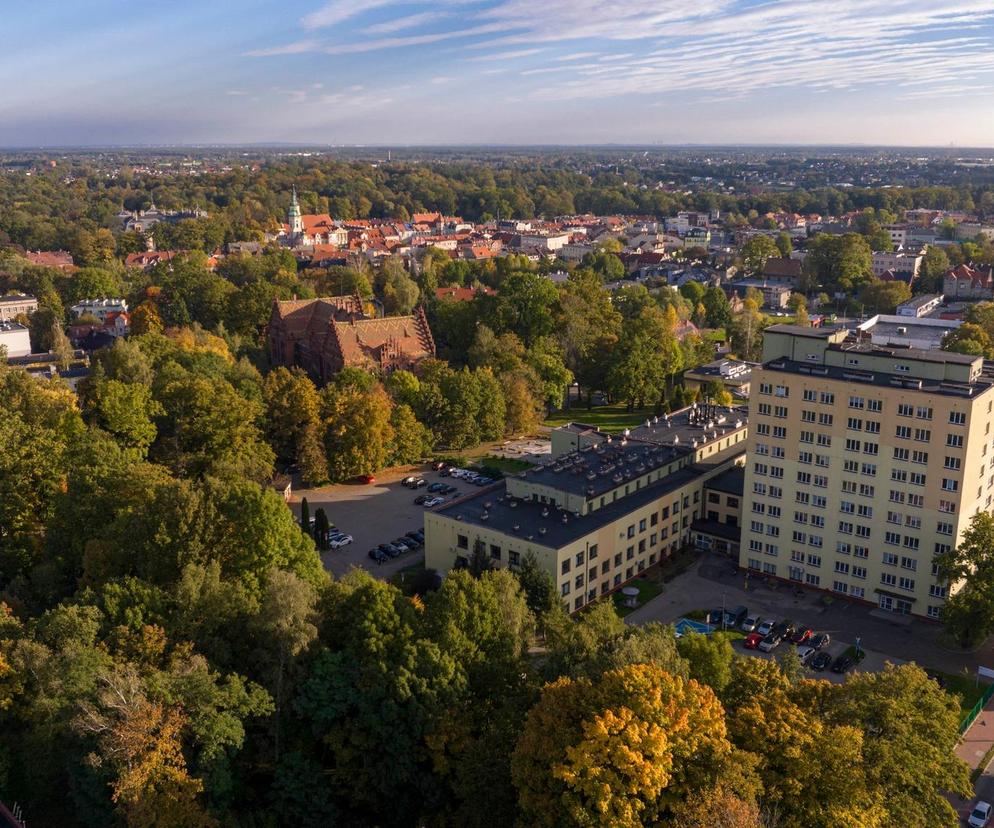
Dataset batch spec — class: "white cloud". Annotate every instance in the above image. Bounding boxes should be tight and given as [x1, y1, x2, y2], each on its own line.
[364, 11, 446, 34]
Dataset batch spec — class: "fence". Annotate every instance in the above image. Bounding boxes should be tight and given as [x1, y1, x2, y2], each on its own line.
[960, 681, 994, 734]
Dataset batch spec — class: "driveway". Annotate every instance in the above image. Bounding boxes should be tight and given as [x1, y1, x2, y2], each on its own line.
[291, 465, 485, 579]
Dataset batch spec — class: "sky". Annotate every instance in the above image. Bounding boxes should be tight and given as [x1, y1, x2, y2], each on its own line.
[4, 0, 994, 147]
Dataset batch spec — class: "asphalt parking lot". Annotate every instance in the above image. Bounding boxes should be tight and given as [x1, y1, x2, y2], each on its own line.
[292, 465, 487, 579]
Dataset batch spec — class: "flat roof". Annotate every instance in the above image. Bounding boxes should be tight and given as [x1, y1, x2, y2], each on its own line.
[765, 324, 842, 338]
[764, 357, 993, 398]
[435, 466, 705, 549]
[704, 466, 745, 496]
[827, 341, 977, 365]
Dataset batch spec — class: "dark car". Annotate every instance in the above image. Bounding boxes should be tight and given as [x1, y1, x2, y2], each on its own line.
[414, 494, 429, 505]
[791, 627, 813, 645]
[724, 605, 748, 628]
[811, 651, 832, 671]
[439, 467, 452, 477]
[428, 482, 447, 492]
[831, 654, 854, 674]
[379, 544, 402, 558]
[810, 633, 831, 651]
[368, 548, 387, 563]
[441, 484, 457, 494]
[773, 620, 797, 640]
[706, 608, 725, 627]
[405, 530, 422, 540]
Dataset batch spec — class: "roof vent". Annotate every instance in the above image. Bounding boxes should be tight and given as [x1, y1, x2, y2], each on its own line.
[539, 527, 547, 535]
[512, 524, 520, 532]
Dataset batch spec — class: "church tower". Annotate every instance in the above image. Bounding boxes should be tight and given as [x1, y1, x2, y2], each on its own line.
[288, 187, 303, 237]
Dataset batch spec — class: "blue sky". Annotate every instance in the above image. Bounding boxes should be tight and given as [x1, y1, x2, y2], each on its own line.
[4, 0, 994, 146]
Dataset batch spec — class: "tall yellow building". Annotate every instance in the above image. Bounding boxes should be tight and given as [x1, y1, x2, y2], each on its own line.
[425, 406, 748, 611]
[741, 321, 994, 619]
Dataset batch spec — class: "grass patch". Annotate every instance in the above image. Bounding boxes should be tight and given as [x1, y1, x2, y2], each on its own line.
[927, 670, 990, 717]
[477, 455, 534, 474]
[544, 402, 658, 432]
[613, 578, 663, 617]
[715, 629, 746, 642]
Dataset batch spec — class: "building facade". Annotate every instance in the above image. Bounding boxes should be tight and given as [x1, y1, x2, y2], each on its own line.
[0, 294, 38, 321]
[425, 405, 748, 612]
[740, 323, 994, 619]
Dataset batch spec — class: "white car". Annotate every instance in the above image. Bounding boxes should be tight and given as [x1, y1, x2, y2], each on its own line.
[969, 801, 992, 828]
[328, 534, 353, 549]
[756, 619, 776, 637]
[796, 645, 816, 665]
[422, 496, 445, 507]
[740, 615, 760, 633]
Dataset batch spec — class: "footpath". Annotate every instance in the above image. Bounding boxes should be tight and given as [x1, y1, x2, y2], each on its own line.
[951, 695, 994, 823]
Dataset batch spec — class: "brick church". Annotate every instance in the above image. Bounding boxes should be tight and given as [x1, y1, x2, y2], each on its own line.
[267, 296, 435, 383]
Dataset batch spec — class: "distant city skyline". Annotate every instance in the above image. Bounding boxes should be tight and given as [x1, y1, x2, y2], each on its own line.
[5, 0, 994, 147]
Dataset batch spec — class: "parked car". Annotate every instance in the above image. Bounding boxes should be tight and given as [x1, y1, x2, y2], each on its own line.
[440, 484, 457, 494]
[412, 478, 427, 488]
[428, 482, 447, 493]
[402, 476, 418, 487]
[431, 461, 446, 471]
[791, 627, 813, 645]
[796, 645, 816, 665]
[743, 632, 764, 650]
[423, 497, 445, 507]
[706, 608, 725, 627]
[740, 615, 760, 633]
[773, 620, 796, 640]
[758, 633, 782, 653]
[831, 654, 854, 674]
[810, 633, 831, 650]
[968, 800, 992, 828]
[414, 494, 429, 505]
[362, 474, 376, 484]
[810, 651, 832, 672]
[328, 534, 353, 549]
[725, 605, 748, 628]
[756, 619, 776, 637]
[368, 548, 387, 563]
[405, 530, 423, 541]
[380, 543, 402, 558]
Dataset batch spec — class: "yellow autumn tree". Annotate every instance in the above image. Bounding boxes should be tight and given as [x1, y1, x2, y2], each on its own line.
[511, 663, 731, 827]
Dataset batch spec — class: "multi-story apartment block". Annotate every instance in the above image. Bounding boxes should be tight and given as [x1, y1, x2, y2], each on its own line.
[425, 405, 748, 612]
[741, 322, 994, 620]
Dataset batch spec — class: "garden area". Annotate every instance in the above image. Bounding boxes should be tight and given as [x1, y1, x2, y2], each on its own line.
[544, 402, 658, 432]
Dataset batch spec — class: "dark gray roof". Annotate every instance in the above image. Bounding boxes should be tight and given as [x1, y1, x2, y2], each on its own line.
[436, 467, 703, 550]
[765, 324, 842, 338]
[691, 518, 741, 542]
[704, 466, 745, 497]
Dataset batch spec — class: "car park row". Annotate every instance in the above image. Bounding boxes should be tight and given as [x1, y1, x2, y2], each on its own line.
[368, 529, 425, 564]
[708, 606, 853, 674]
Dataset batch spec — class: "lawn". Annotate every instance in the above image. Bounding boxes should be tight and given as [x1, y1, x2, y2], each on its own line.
[434, 454, 534, 475]
[928, 669, 991, 717]
[544, 402, 658, 432]
[612, 577, 663, 617]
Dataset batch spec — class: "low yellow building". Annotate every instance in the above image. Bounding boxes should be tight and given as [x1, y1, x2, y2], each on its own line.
[425, 405, 748, 611]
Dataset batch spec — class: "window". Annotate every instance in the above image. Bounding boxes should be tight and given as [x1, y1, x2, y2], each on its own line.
[561, 582, 570, 596]
[491, 545, 502, 560]
[627, 524, 635, 538]
[896, 425, 911, 439]
[939, 500, 956, 514]
[589, 544, 598, 559]
[914, 429, 931, 443]
[847, 417, 863, 431]
[845, 439, 861, 453]
[817, 434, 832, 447]
[937, 521, 954, 536]
[867, 399, 882, 412]
[945, 456, 962, 470]
[773, 426, 787, 439]
[894, 447, 909, 462]
[833, 581, 849, 594]
[805, 573, 820, 586]
[457, 534, 468, 549]
[947, 434, 964, 448]
[930, 585, 948, 599]
[854, 545, 869, 558]
[901, 556, 917, 570]
[865, 420, 881, 434]
[800, 430, 814, 444]
[774, 405, 788, 418]
[950, 411, 966, 425]
[575, 551, 585, 566]
[575, 574, 584, 589]
[807, 554, 821, 568]
[561, 560, 571, 575]
[853, 566, 867, 579]
[927, 605, 941, 619]
[885, 532, 900, 546]
[910, 473, 926, 486]
[820, 392, 835, 404]
[819, 413, 834, 426]
[898, 403, 914, 417]
[775, 385, 789, 398]
[942, 478, 959, 492]
[898, 577, 915, 592]
[849, 396, 865, 409]
[802, 410, 816, 423]
[881, 572, 897, 586]
[916, 406, 933, 420]
[835, 561, 850, 574]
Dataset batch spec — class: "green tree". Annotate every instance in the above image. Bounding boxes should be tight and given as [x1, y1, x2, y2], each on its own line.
[262, 367, 321, 463]
[676, 632, 733, 695]
[942, 322, 992, 357]
[936, 511, 994, 645]
[740, 236, 779, 276]
[701, 286, 732, 329]
[322, 384, 394, 480]
[859, 278, 911, 314]
[87, 378, 164, 454]
[775, 232, 793, 258]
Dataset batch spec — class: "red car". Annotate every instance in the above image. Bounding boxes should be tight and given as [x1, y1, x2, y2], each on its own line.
[362, 474, 376, 484]
[743, 632, 764, 650]
[791, 627, 813, 645]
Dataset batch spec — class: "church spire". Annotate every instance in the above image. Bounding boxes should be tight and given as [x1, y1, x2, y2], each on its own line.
[288, 186, 303, 235]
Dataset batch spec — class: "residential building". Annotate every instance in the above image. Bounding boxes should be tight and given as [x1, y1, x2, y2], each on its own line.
[855, 314, 959, 351]
[23, 250, 75, 270]
[267, 296, 435, 383]
[70, 298, 129, 322]
[425, 404, 748, 612]
[729, 280, 791, 309]
[0, 321, 31, 357]
[435, 285, 496, 302]
[944, 263, 994, 301]
[740, 323, 994, 619]
[0, 293, 38, 321]
[761, 258, 802, 285]
[871, 250, 923, 282]
[513, 231, 570, 251]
